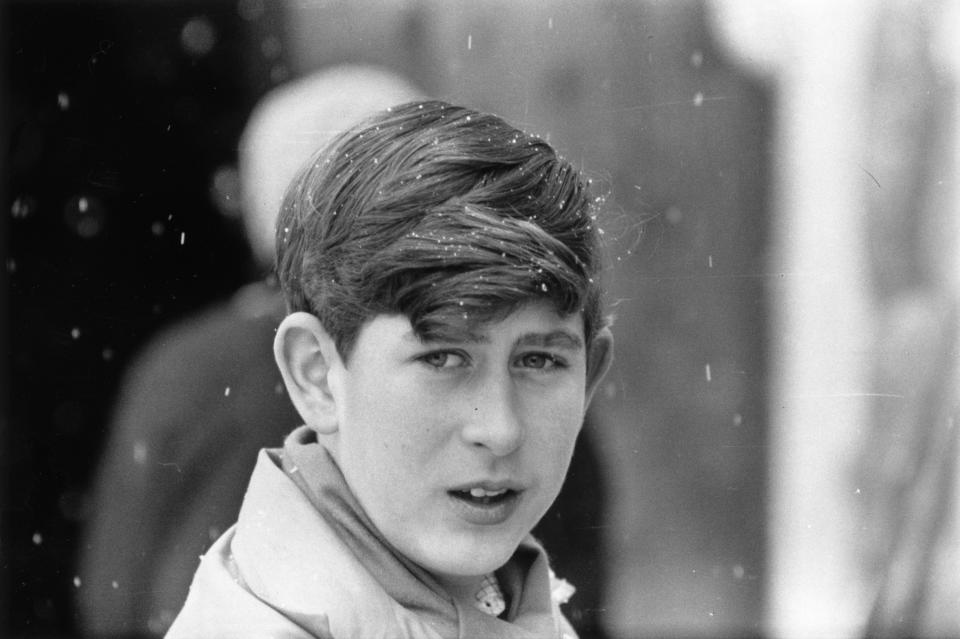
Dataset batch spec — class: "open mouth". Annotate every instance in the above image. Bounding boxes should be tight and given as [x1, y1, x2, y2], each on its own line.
[447, 484, 523, 525]
[449, 487, 517, 506]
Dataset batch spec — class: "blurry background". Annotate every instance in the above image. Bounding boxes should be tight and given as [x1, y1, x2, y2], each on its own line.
[1, 1, 957, 638]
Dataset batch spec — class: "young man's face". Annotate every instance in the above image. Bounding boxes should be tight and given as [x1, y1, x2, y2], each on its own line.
[326, 301, 594, 588]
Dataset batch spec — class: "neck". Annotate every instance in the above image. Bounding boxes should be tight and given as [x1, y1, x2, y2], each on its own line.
[434, 573, 486, 610]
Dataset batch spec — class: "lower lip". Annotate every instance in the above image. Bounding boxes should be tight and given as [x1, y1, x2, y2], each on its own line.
[447, 491, 521, 526]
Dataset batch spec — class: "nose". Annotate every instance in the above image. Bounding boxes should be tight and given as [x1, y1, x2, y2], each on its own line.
[461, 375, 524, 457]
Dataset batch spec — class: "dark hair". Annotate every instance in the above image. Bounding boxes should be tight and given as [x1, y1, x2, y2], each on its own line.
[276, 100, 606, 360]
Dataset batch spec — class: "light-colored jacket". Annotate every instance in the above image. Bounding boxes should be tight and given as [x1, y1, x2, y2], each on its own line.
[166, 429, 578, 639]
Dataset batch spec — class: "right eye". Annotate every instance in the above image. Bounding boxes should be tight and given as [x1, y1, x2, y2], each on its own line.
[419, 350, 468, 369]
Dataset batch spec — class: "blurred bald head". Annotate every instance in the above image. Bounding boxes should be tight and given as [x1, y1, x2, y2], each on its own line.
[239, 65, 423, 266]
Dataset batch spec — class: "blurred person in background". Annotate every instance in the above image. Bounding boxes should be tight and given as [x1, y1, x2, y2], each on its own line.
[77, 65, 423, 637]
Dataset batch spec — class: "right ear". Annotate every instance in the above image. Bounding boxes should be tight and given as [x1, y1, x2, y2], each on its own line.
[273, 311, 343, 435]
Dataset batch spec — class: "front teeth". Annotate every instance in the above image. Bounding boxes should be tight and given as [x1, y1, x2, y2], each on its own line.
[469, 487, 508, 498]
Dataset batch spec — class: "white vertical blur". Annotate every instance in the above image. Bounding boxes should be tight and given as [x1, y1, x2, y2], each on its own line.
[713, 1, 880, 637]
[932, 1, 960, 296]
[929, 1, 960, 633]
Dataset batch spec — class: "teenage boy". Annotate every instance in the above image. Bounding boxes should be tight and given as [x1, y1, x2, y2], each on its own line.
[166, 100, 614, 639]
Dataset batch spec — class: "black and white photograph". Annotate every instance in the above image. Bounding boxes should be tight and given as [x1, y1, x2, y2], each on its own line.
[2, 1, 958, 638]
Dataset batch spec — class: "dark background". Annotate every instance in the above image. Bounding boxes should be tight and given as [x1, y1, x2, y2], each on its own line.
[3, 2, 281, 634]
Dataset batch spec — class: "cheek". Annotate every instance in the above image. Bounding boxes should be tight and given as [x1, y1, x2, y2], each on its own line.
[340, 372, 445, 466]
[551, 375, 587, 420]
[525, 383, 586, 454]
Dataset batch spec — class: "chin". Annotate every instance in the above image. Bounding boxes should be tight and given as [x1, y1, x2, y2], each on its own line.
[423, 531, 523, 580]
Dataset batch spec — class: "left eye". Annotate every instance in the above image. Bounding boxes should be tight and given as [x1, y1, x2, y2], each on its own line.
[516, 352, 562, 370]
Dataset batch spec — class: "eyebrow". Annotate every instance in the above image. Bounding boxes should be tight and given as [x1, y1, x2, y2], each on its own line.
[406, 329, 584, 351]
[513, 330, 584, 351]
